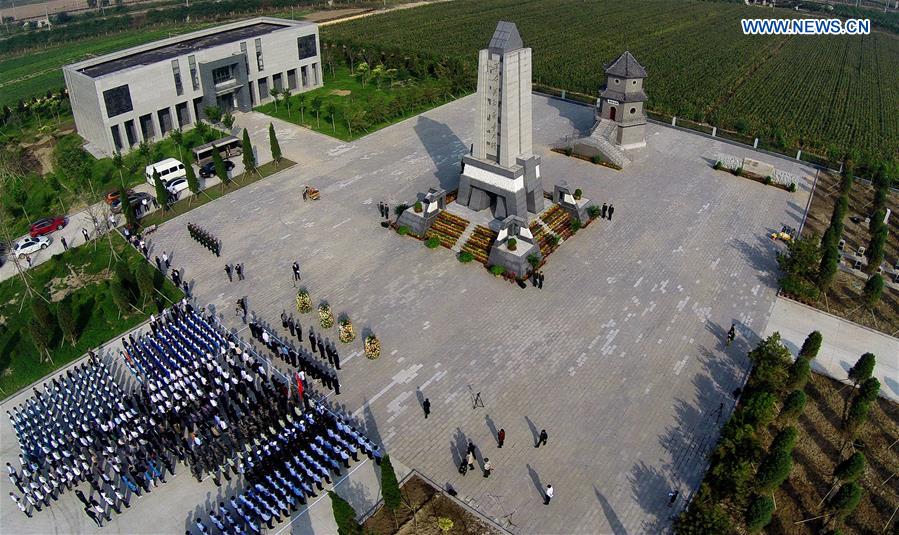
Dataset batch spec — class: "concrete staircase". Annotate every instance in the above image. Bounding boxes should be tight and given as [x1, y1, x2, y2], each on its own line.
[586, 119, 631, 168]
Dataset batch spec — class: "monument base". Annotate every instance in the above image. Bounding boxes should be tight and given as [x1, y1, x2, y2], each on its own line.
[457, 154, 544, 220]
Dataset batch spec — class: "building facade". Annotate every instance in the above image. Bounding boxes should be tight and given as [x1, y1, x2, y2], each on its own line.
[64, 17, 322, 156]
[457, 21, 544, 220]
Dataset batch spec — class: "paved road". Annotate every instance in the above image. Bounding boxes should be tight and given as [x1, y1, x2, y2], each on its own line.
[764, 295, 899, 402]
[1, 94, 816, 534]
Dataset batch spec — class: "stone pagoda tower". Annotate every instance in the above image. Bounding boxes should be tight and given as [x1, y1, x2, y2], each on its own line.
[596, 51, 647, 149]
[457, 21, 544, 220]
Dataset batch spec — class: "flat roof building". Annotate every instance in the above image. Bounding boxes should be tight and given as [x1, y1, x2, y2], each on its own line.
[64, 17, 322, 157]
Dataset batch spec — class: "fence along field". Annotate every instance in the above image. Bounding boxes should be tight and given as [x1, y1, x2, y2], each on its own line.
[322, 0, 899, 158]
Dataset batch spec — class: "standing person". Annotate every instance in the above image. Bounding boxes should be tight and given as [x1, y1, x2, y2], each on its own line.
[538, 272, 544, 289]
[544, 484, 554, 505]
[10, 492, 31, 517]
[155, 256, 162, 271]
[60, 236, 68, 251]
[482, 458, 492, 478]
[458, 459, 467, 476]
[81, 228, 90, 243]
[536, 429, 548, 448]
[162, 252, 170, 268]
[292, 262, 301, 285]
[607, 204, 614, 221]
[466, 451, 476, 471]
[236, 263, 244, 281]
[224, 264, 233, 282]
[422, 398, 431, 419]
[601, 203, 608, 219]
[497, 428, 505, 448]
[182, 280, 190, 297]
[25, 255, 32, 268]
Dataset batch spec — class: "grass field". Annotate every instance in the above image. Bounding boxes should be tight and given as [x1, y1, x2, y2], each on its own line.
[322, 0, 899, 157]
[255, 65, 459, 141]
[0, 232, 182, 399]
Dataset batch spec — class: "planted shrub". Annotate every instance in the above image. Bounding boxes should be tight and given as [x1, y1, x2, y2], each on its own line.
[550, 234, 561, 246]
[296, 289, 312, 313]
[787, 357, 811, 391]
[588, 205, 601, 219]
[591, 155, 602, 164]
[734, 166, 743, 176]
[745, 495, 775, 533]
[570, 219, 581, 233]
[394, 203, 409, 216]
[574, 188, 582, 199]
[764, 175, 773, 185]
[489, 265, 505, 276]
[713, 161, 722, 170]
[425, 236, 440, 248]
[364, 335, 381, 359]
[798, 331, 822, 359]
[755, 449, 792, 493]
[507, 238, 517, 251]
[396, 226, 410, 236]
[788, 182, 797, 192]
[833, 452, 866, 483]
[458, 251, 474, 263]
[780, 390, 807, 420]
[564, 147, 573, 156]
[527, 253, 540, 268]
[414, 201, 423, 213]
[338, 316, 355, 343]
[829, 482, 862, 521]
[318, 303, 335, 329]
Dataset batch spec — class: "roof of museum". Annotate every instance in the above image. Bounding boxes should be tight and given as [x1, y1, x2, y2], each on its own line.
[73, 18, 312, 78]
[604, 51, 647, 78]
[488, 21, 524, 53]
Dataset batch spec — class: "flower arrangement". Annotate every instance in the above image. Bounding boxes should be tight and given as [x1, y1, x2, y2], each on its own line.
[338, 316, 355, 343]
[319, 303, 335, 329]
[296, 289, 312, 313]
[364, 335, 381, 359]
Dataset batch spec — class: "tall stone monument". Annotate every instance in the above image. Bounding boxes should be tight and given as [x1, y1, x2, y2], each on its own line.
[456, 21, 544, 220]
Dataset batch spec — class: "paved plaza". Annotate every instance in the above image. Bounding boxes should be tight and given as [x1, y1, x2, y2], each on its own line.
[1, 94, 815, 534]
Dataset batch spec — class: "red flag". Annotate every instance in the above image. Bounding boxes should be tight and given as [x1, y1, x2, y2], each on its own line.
[295, 372, 304, 400]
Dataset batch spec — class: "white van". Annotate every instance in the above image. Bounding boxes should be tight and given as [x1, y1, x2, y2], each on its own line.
[145, 158, 186, 187]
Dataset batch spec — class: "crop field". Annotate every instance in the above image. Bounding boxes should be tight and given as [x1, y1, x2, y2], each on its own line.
[323, 0, 899, 157]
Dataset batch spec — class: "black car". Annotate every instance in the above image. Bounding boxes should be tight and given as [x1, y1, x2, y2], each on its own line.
[111, 192, 155, 214]
[199, 160, 235, 178]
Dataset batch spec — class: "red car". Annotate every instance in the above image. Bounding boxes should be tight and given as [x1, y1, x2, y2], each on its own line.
[29, 216, 67, 237]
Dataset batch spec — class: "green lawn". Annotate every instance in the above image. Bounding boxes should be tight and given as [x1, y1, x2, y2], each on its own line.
[3, 125, 223, 237]
[0, 232, 183, 399]
[139, 158, 296, 227]
[254, 65, 461, 141]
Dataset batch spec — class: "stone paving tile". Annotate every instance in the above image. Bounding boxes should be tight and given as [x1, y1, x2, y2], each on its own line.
[1, 95, 815, 534]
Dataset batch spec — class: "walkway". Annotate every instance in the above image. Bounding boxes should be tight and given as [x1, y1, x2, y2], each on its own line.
[763, 296, 899, 402]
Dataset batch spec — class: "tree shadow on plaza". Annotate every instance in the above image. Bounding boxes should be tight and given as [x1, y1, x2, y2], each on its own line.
[629, 342, 748, 532]
[730, 235, 779, 287]
[412, 116, 466, 192]
[594, 486, 629, 535]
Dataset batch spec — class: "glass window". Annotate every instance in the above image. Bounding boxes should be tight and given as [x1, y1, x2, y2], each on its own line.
[297, 35, 317, 60]
[213, 65, 234, 85]
[258, 77, 269, 99]
[188, 55, 200, 91]
[240, 42, 250, 74]
[255, 38, 264, 72]
[102, 85, 133, 118]
[171, 59, 184, 96]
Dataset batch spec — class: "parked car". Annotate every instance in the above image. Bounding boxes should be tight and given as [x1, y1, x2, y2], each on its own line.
[166, 177, 190, 198]
[199, 159, 235, 178]
[111, 192, 155, 214]
[29, 216, 66, 237]
[105, 188, 134, 205]
[14, 235, 51, 258]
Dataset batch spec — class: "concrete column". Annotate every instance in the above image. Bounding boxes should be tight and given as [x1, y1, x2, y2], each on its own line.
[711, 127, 717, 137]
[671, 117, 676, 127]
[753, 138, 759, 149]
[796, 150, 802, 160]
[561, 90, 566, 100]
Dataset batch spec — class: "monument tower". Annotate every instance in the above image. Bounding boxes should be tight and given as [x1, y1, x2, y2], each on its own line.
[457, 21, 544, 220]
[597, 51, 647, 149]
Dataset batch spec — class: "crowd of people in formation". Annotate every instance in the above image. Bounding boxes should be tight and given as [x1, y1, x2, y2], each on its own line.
[187, 222, 221, 257]
[246, 313, 342, 396]
[194, 402, 381, 534]
[4, 298, 377, 533]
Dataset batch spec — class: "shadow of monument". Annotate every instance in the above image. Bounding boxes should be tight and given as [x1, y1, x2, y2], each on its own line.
[594, 486, 629, 535]
[412, 116, 466, 192]
[544, 96, 594, 137]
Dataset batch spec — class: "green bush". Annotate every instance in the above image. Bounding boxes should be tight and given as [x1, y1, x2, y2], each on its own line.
[863, 273, 884, 306]
[489, 265, 505, 276]
[742, 391, 778, 429]
[425, 236, 440, 248]
[798, 331, 823, 359]
[844, 397, 871, 433]
[856, 377, 881, 404]
[458, 251, 474, 263]
[414, 201, 423, 213]
[588, 205, 601, 219]
[848, 353, 876, 386]
[507, 238, 517, 251]
[745, 495, 775, 533]
[394, 203, 409, 216]
[570, 219, 581, 233]
[764, 175, 773, 185]
[674, 485, 732, 535]
[734, 166, 743, 176]
[747, 333, 792, 394]
[713, 161, 722, 170]
[787, 357, 811, 391]
[550, 234, 561, 246]
[591, 155, 602, 164]
[780, 390, 807, 420]
[527, 253, 540, 268]
[574, 188, 582, 199]
[396, 225, 410, 236]
[564, 147, 573, 156]
[829, 482, 862, 521]
[833, 452, 866, 483]
[788, 182, 797, 192]
[755, 449, 793, 493]
[770, 426, 798, 454]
